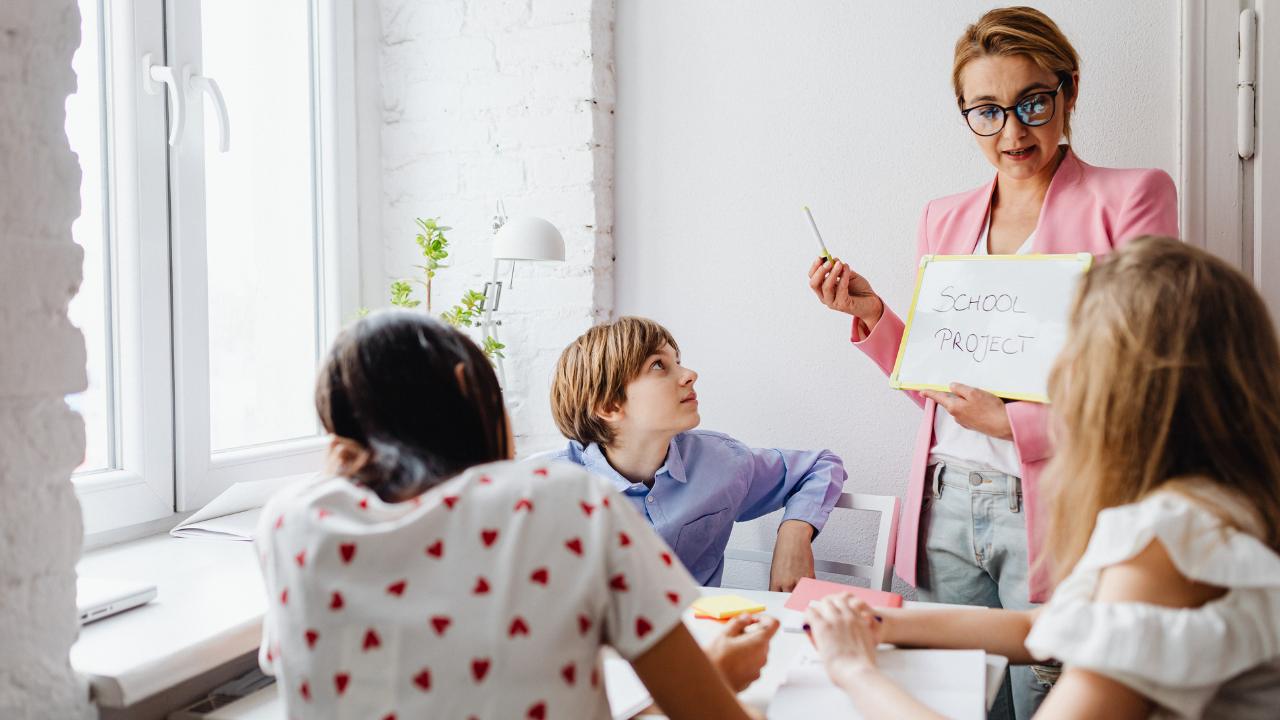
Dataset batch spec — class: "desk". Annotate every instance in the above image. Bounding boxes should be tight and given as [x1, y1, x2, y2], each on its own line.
[686, 588, 947, 712]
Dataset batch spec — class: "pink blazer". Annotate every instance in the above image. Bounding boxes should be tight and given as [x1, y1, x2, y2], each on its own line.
[852, 149, 1178, 602]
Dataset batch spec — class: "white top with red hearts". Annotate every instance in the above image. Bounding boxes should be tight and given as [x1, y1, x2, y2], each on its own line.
[255, 459, 701, 720]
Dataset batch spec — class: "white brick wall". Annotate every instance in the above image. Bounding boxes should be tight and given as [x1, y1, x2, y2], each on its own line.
[361, 0, 615, 455]
[0, 0, 94, 717]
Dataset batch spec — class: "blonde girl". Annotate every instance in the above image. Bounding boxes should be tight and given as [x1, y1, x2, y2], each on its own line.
[806, 236, 1280, 719]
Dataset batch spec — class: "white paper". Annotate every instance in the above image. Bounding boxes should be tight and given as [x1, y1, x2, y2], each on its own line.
[895, 256, 1087, 398]
[767, 644, 986, 720]
[603, 656, 652, 720]
[170, 473, 316, 541]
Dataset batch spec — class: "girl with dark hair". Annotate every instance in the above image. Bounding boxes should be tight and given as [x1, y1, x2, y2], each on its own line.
[255, 310, 774, 720]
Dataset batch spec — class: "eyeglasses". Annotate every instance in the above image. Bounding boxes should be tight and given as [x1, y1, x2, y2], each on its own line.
[960, 82, 1063, 137]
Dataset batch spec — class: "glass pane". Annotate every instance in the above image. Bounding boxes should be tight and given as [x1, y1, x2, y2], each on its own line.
[66, 0, 114, 474]
[202, 0, 320, 451]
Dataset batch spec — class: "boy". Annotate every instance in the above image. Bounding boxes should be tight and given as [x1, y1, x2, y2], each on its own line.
[530, 316, 845, 590]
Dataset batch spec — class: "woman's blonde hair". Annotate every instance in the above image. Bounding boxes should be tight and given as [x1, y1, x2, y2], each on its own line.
[1044, 236, 1280, 581]
[953, 7, 1080, 144]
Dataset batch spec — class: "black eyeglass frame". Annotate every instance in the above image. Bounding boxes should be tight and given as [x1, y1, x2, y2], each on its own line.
[960, 81, 1064, 137]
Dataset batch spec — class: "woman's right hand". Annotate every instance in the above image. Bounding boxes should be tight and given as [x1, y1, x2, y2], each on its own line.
[807, 258, 883, 324]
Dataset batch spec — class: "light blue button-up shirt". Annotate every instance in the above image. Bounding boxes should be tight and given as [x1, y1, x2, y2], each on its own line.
[528, 430, 846, 586]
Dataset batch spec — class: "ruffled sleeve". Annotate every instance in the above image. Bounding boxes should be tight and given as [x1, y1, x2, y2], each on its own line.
[1024, 492, 1280, 719]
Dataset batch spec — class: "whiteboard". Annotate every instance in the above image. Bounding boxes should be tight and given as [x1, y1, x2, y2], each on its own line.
[889, 253, 1093, 403]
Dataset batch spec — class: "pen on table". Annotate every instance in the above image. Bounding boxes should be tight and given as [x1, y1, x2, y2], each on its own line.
[803, 206, 835, 264]
[802, 616, 882, 632]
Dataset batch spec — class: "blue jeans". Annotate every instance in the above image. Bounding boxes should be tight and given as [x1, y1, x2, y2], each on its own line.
[915, 463, 1051, 720]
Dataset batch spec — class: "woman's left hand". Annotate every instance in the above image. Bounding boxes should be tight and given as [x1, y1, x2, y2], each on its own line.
[804, 594, 885, 689]
[920, 383, 1013, 440]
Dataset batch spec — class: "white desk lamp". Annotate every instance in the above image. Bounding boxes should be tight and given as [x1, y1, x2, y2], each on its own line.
[483, 212, 565, 388]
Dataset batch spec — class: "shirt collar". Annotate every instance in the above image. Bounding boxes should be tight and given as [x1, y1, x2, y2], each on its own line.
[581, 436, 688, 491]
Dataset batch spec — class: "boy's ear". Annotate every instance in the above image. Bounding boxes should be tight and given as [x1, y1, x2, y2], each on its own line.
[594, 400, 624, 425]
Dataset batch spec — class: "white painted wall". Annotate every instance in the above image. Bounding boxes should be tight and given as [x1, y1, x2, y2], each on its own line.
[0, 1, 95, 717]
[359, 0, 617, 454]
[613, 1, 1180, 593]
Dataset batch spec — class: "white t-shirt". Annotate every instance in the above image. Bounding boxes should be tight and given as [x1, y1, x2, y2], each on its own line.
[928, 207, 1033, 476]
[1026, 486, 1280, 719]
[255, 460, 701, 720]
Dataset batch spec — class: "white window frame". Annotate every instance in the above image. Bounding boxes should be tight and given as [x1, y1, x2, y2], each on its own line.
[75, 0, 360, 537]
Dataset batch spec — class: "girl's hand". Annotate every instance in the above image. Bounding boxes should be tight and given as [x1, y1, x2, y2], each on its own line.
[804, 594, 884, 689]
[920, 383, 1013, 440]
[808, 258, 883, 324]
[704, 613, 781, 692]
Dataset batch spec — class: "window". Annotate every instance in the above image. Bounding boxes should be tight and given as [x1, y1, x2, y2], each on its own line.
[67, 0, 358, 536]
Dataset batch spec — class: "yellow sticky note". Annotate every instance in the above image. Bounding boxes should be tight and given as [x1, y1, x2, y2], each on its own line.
[689, 594, 766, 620]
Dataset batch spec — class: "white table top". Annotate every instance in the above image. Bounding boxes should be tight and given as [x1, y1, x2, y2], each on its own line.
[71, 534, 266, 707]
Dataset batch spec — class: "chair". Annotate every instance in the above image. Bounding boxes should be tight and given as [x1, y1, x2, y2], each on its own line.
[723, 492, 901, 592]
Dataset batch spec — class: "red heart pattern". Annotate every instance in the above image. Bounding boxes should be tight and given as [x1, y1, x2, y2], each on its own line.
[387, 580, 407, 596]
[580, 501, 595, 516]
[561, 663, 576, 685]
[473, 576, 490, 594]
[471, 659, 491, 682]
[565, 537, 582, 555]
[514, 498, 533, 511]
[305, 629, 319, 649]
[280, 589, 288, 604]
[425, 540, 443, 558]
[299, 681, 310, 701]
[481, 529, 499, 547]
[479, 476, 491, 484]
[430, 616, 451, 635]
[591, 668, 599, 688]
[666, 592, 680, 605]
[636, 616, 653, 638]
[334, 673, 350, 695]
[508, 616, 530, 637]
[528, 702, 546, 719]
[357, 498, 369, 510]
[317, 508, 333, 520]
[363, 628, 382, 651]
[329, 591, 345, 610]
[275, 515, 284, 530]
[660, 552, 673, 566]
[618, 532, 631, 546]
[339, 543, 357, 563]
[295, 550, 306, 567]
[609, 574, 629, 591]
[382, 714, 397, 720]
[578, 614, 591, 635]
[412, 669, 431, 691]
[529, 567, 548, 585]
[443, 495, 459, 509]
[533, 468, 548, 476]
[601, 496, 610, 507]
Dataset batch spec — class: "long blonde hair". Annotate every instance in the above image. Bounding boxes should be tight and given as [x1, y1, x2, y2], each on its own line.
[952, 7, 1080, 144]
[1044, 237, 1280, 581]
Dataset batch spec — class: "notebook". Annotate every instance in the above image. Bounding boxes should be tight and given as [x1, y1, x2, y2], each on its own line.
[783, 577, 903, 612]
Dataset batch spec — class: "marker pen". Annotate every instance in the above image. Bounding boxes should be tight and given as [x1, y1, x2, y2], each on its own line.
[803, 206, 835, 263]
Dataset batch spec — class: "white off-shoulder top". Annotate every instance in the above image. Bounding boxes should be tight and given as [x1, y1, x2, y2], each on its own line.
[1024, 487, 1280, 719]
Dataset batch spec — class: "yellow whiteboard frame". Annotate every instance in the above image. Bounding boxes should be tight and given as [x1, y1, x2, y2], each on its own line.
[887, 252, 1094, 403]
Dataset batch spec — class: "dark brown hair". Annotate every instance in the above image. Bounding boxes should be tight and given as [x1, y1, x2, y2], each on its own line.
[1045, 236, 1280, 579]
[551, 316, 679, 447]
[316, 309, 509, 502]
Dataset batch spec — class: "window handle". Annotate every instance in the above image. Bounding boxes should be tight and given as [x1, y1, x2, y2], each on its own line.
[141, 53, 185, 146]
[183, 65, 230, 153]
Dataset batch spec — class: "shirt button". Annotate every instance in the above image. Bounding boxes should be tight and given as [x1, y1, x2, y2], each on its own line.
[646, 495, 655, 503]
[969, 472, 983, 486]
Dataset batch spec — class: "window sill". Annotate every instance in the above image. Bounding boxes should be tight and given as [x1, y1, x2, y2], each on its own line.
[71, 533, 266, 708]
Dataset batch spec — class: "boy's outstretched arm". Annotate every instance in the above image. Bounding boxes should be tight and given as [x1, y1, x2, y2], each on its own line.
[735, 446, 846, 591]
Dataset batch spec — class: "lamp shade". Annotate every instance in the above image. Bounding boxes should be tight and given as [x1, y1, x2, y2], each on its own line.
[492, 216, 565, 261]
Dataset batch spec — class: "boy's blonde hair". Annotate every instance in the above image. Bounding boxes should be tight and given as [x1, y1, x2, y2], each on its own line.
[952, 7, 1080, 144]
[551, 317, 679, 448]
[1044, 236, 1280, 581]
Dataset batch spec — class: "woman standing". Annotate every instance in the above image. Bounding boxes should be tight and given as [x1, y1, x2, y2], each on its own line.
[806, 8, 1177, 719]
